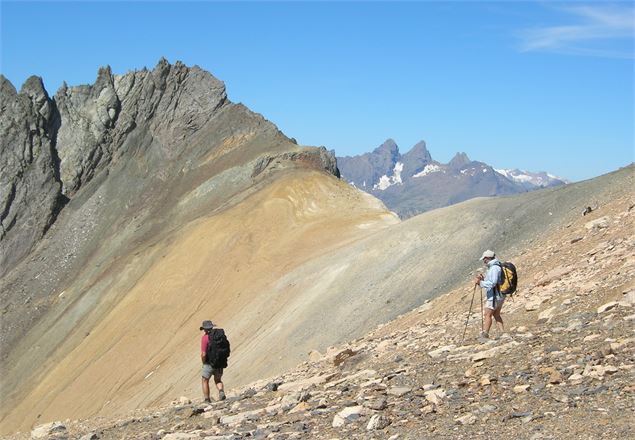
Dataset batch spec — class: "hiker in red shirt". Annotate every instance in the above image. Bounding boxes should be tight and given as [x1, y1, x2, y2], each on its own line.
[200, 320, 230, 402]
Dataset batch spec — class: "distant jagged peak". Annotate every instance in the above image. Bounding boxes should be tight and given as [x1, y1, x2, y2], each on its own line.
[373, 138, 400, 156]
[448, 152, 471, 169]
[403, 140, 432, 163]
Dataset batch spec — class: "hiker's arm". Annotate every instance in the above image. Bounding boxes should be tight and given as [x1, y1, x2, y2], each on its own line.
[201, 335, 207, 364]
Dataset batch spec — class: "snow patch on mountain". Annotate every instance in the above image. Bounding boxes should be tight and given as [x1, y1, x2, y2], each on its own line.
[495, 168, 568, 187]
[374, 162, 404, 191]
[412, 163, 443, 178]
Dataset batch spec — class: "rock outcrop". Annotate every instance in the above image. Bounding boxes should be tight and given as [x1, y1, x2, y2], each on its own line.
[0, 75, 64, 276]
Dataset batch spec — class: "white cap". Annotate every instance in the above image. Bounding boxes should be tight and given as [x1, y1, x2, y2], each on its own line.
[480, 250, 496, 261]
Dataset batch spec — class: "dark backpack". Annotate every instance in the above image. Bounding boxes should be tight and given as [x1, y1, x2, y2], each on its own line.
[205, 329, 231, 368]
[494, 261, 518, 296]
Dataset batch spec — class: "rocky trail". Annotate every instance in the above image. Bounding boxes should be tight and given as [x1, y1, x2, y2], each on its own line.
[13, 188, 635, 439]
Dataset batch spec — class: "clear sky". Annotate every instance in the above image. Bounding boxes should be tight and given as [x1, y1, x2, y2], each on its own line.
[1, 1, 633, 181]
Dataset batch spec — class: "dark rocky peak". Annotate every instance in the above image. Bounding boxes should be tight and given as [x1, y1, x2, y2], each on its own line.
[373, 138, 400, 157]
[448, 152, 471, 169]
[401, 140, 433, 178]
[403, 140, 432, 163]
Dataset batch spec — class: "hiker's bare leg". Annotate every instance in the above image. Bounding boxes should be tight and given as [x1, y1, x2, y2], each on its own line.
[202, 377, 210, 400]
[214, 372, 224, 392]
[493, 307, 504, 333]
[483, 308, 494, 335]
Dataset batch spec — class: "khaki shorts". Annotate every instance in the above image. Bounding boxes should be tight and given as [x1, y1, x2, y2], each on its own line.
[485, 296, 505, 311]
[202, 364, 223, 382]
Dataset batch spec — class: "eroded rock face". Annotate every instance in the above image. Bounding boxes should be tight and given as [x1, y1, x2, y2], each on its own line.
[0, 75, 63, 276]
[1, 59, 337, 279]
[53, 59, 228, 196]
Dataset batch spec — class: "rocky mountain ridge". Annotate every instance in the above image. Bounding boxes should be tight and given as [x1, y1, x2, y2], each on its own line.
[14, 166, 634, 440]
[0, 59, 341, 357]
[337, 139, 567, 218]
[0, 60, 399, 434]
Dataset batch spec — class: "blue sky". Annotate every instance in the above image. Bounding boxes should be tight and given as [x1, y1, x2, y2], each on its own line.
[1, 1, 633, 181]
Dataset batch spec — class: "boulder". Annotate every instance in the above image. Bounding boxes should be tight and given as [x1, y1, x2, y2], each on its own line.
[31, 421, 66, 439]
[367, 414, 391, 430]
[456, 413, 477, 425]
[332, 406, 368, 427]
[585, 216, 610, 230]
[387, 386, 412, 397]
[597, 302, 619, 314]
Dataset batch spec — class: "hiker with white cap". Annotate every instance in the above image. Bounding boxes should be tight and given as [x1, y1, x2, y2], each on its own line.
[200, 320, 231, 402]
[474, 250, 505, 339]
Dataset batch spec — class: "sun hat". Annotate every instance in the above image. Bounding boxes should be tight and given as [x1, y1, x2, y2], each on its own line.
[479, 250, 496, 261]
[200, 320, 214, 330]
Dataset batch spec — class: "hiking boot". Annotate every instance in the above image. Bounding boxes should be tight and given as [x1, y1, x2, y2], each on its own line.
[218, 390, 226, 401]
[477, 331, 490, 344]
[204, 398, 211, 403]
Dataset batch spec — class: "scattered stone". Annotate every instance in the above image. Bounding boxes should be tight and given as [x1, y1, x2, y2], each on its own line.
[387, 386, 412, 397]
[428, 345, 455, 358]
[421, 404, 436, 414]
[456, 413, 477, 425]
[308, 349, 322, 362]
[31, 421, 67, 439]
[514, 384, 530, 393]
[367, 414, 391, 430]
[424, 388, 446, 405]
[331, 348, 357, 366]
[585, 216, 610, 230]
[364, 397, 387, 410]
[511, 411, 532, 418]
[537, 307, 557, 324]
[162, 434, 199, 440]
[479, 374, 492, 386]
[597, 301, 619, 314]
[332, 406, 367, 427]
[541, 367, 563, 384]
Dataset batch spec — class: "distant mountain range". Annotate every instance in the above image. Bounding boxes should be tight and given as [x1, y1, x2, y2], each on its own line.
[337, 139, 568, 218]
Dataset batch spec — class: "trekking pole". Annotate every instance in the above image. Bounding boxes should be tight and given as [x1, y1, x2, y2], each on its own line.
[480, 286, 484, 333]
[461, 285, 478, 342]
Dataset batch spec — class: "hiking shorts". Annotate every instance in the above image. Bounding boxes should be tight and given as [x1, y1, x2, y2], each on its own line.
[202, 364, 223, 382]
[485, 296, 505, 311]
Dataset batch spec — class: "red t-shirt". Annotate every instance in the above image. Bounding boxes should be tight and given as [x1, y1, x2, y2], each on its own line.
[201, 333, 208, 354]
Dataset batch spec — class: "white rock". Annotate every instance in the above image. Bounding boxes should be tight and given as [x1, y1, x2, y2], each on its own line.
[332, 405, 367, 427]
[366, 414, 391, 430]
[514, 384, 530, 393]
[619, 290, 635, 307]
[220, 408, 263, 425]
[308, 349, 323, 362]
[537, 306, 557, 323]
[162, 434, 200, 440]
[387, 386, 412, 397]
[424, 388, 446, 405]
[585, 216, 610, 230]
[31, 422, 66, 439]
[456, 413, 477, 425]
[428, 345, 455, 358]
[597, 301, 619, 314]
